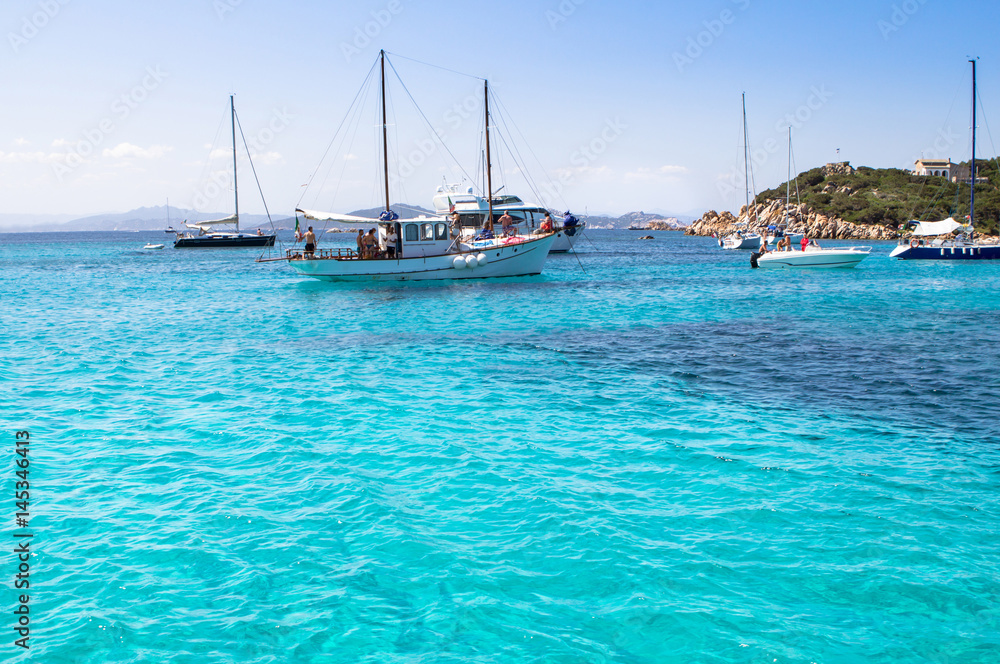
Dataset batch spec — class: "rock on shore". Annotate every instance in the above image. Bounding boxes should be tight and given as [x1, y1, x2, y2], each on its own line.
[685, 200, 898, 240]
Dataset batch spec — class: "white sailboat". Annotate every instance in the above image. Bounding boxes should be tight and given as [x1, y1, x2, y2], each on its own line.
[281, 51, 557, 281]
[721, 94, 764, 250]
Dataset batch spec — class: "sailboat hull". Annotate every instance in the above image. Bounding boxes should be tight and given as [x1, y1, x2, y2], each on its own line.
[889, 243, 1000, 260]
[174, 233, 276, 248]
[288, 234, 557, 282]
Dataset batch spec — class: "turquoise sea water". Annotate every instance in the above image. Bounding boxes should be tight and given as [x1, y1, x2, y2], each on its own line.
[1, 230, 999, 663]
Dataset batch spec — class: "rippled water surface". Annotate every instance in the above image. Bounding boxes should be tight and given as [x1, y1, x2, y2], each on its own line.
[2, 230, 999, 663]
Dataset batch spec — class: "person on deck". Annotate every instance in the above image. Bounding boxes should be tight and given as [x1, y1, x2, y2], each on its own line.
[563, 211, 579, 228]
[385, 225, 398, 259]
[499, 211, 516, 236]
[303, 227, 317, 258]
[800, 235, 810, 252]
[479, 215, 495, 240]
[363, 229, 378, 258]
[540, 212, 554, 232]
[356, 229, 365, 257]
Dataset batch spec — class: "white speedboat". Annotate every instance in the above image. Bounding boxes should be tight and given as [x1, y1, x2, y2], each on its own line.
[755, 245, 871, 269]
[280, 51, 557, 282]
[143, 243, 164, 250]
[432, 183, 584, 253]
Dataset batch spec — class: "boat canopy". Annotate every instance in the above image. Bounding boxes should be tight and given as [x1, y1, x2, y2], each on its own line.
[910, 217, 962, 236]
[297, 208, 446, 225]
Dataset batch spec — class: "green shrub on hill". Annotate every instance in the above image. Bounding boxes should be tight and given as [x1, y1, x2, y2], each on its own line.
[756, 162, 1000, 233]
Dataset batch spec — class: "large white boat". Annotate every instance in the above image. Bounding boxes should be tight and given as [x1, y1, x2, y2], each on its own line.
[286, 212, 555, 282]
[279, 51, 557, 282]
[431, 183, 584, 253]
[755, 244, 871, 269]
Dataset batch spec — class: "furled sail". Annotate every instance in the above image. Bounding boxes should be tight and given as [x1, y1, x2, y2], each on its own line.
[910, 217, 961, 236]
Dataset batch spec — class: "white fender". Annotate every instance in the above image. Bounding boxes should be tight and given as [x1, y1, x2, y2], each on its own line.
[465, 254, 478, 268]
[452, 256, 467, 270]
[476, 252, 488, 265]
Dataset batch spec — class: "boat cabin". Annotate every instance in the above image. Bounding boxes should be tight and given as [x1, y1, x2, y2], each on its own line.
[379, 218, 452, 257]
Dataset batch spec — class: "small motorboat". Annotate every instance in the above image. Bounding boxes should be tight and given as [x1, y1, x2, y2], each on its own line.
[143, 243, 165, 250]
[753, 245, 871, 269]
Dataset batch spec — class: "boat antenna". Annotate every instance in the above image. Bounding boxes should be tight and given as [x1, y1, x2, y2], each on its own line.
[381, 49, 391, 214]
[485, 79, 493, 230]
[231, 94, 239, 232]
[970, 58, 976, 228]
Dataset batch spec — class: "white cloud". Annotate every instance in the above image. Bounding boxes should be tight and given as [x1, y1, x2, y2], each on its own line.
[102, 143, 173, 159]
[624, 165, 688, 181]
[251, 151, 284, 166]
[0, 150, 63, 164]
[52, 139, 71, 148]
[343, 153, 358, 161]
[13, 138, 29, 147]
[553, 165, 612, 180]
[209, 148, 230, 159]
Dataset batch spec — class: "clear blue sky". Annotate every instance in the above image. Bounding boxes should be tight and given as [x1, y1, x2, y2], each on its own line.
[2, 0, 999, 219]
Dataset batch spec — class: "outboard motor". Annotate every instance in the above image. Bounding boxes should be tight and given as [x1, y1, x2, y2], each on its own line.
[750, 251, 760, 269]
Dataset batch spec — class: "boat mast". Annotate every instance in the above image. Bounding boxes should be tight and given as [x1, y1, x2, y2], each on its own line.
[970, 58, 976, 227]
[785, 127, 792, 225]
[381, 49, 390, 215]
[485, 79, 493, 229]
[231, 94, 239, 231]
[742, 93, 750, 220]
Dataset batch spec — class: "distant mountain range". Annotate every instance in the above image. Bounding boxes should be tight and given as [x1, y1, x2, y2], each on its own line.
[0, 204, 693, 232]
[583, 211, 692, 230]
[0, 206, 291, 232]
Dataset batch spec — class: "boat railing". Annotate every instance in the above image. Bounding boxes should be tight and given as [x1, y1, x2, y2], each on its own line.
[287, 247, 360, 261]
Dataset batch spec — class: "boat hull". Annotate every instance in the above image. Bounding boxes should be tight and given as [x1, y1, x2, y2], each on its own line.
[722, 234, 761, 250]
[174, 234, 276, 248]
[287, 233, 557, 282]
[889, 243, 1000, 260]
[549, 223, 584, 253]
[757, 248, 870, 269]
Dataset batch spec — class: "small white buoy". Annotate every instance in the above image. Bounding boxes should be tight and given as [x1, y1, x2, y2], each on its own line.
[476, 252, 488, 265]
[465, 254, 478, 268]
[452, 256, 467, 270]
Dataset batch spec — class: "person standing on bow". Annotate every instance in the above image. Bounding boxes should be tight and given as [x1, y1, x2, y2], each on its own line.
[303, 226, 317, 258]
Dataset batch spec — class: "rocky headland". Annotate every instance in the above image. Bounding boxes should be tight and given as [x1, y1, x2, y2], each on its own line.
[687, 160, 1000, 241]
[685, 199, 898, 241]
